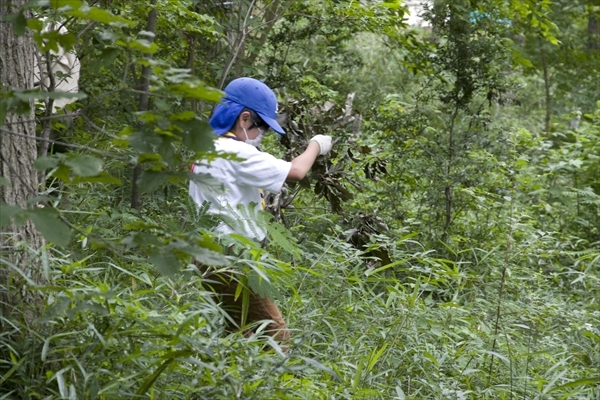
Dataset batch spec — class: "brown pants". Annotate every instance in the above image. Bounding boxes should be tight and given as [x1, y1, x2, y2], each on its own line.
[198, 264, 290, 346]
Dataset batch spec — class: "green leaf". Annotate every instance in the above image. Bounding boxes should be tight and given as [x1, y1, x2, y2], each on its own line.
[0, 176, 11, 187]
[549, 376, 600, 392]
[149, 249, 180, 276]
[34, 155, 62, 171]
[0, 98, 8, 127]
[72, 172, 121, 185]
[186, 246, 229, 267]
[365, 258, 408, 276]
[50, 0, 83, 11]
[180, 119, 215, 153]
[0, 354, 27, 387]
[0, 203, 24, 227]
[13, 11, 27, 36]
[129, 38, 158, 54]
[57, 32, 77, 51]
[136, 350, 193, 395]
[366, 343, 388, 372]
[27, 17, 44, 33]
[28, 208, 71, 246]
[13, 89, 86, 101]
[167, 82, 223, 102]
[187, 172, 224, 197]
[170, 111, 196, 121]
[157, 140, 176, 165]
[129, 130, 163, 153]
[137, 171, 167, 193]
[66, 6, 135, 27]
[64, 154, 103, 177]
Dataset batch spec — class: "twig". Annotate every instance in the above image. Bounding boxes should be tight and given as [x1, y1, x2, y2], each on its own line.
[0, 127, 129, 160]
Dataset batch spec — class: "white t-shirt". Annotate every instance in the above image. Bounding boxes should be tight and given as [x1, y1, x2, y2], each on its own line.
[189, 137, 292, 241]
[34, 20, 80, 110]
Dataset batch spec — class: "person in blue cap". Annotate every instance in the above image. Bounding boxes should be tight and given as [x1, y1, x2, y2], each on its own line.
[189, 77, 333, 345]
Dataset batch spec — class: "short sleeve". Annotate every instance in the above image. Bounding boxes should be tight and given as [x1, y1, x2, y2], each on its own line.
[236, 146, 291, 193]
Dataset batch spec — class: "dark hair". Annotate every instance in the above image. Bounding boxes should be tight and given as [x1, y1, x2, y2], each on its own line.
[242, 108, 268, 130]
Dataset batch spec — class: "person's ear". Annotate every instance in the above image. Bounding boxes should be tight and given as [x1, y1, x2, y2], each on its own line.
[238, 111, 252, 129]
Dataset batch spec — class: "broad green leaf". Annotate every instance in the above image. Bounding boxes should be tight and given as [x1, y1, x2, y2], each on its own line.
[137, 171, 167, 193]
[49, 165, 71, 182]
[72, 172, 121, 185]
[157, 140, 176, 165]
[129, 131, 163, 153]
[170, 111, 196, 121]
[180, 119, 215, 153]
[167, 83, 223, 102]
[57, 32, 77, 51]
[28, 208, 71, 246]
[50, 0, 83, 11]
[137, 153, 163, 163]
[0, 98, 7, 127]
[13, 11, 27, 36]
[13, 89, 86, 101]
[129, 38, 158, 54]
[149, 249, 180, 276]
[66, 6, 135, 26]
[186, 246, 229, 267]
[34, 155, 62, 171]
[65, 154, 103, 177]
[0, 203, 24, 227]
[27, 195, 58, 205]
[27, 17, 44, 32]
[187, 172, 224, 196]
[46, 91, 87, 100]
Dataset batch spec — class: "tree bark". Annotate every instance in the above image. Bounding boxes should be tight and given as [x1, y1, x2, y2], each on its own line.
[0, 0, 45, 311]
[131, 0, 157, 210]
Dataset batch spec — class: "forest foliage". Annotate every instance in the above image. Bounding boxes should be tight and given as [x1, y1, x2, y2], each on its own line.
[1, 0, 599, 398]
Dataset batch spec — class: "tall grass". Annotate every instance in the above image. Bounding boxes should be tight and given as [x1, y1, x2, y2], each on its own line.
[1, 228, 598, 399]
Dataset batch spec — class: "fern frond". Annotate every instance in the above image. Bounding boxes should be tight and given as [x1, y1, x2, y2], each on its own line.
[266, 219, 301, 257]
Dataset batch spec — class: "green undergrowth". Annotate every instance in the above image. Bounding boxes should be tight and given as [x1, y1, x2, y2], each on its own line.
[1, 232, 598, 399]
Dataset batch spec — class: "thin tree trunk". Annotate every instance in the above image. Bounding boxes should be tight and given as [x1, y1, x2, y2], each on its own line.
[442, 104, 460, 243]
[38, 49, 56, 186]
[184, 33, 197, 113]
[587, 0, 600, 52]
[0, 0, 45, 312]
[541, 47, 551, 135]
[131, 0, 157, 210]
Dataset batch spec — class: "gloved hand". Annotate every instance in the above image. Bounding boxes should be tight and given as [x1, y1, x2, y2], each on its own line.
[309, 135, 333, 156]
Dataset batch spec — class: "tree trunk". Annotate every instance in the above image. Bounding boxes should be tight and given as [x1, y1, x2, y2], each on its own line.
[588, 0, 600, 52]
[540, 46, 551, 135]
[0, 0, 45, 311]
[131, 0, 157, 210]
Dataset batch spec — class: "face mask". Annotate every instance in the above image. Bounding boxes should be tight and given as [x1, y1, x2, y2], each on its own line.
[243, 127, 265, 147]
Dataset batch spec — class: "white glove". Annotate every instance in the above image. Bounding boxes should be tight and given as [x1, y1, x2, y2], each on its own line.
[309, 135, 333, 156]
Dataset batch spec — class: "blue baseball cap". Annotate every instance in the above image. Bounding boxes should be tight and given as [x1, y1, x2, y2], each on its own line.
[223, 78, 285, 135]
